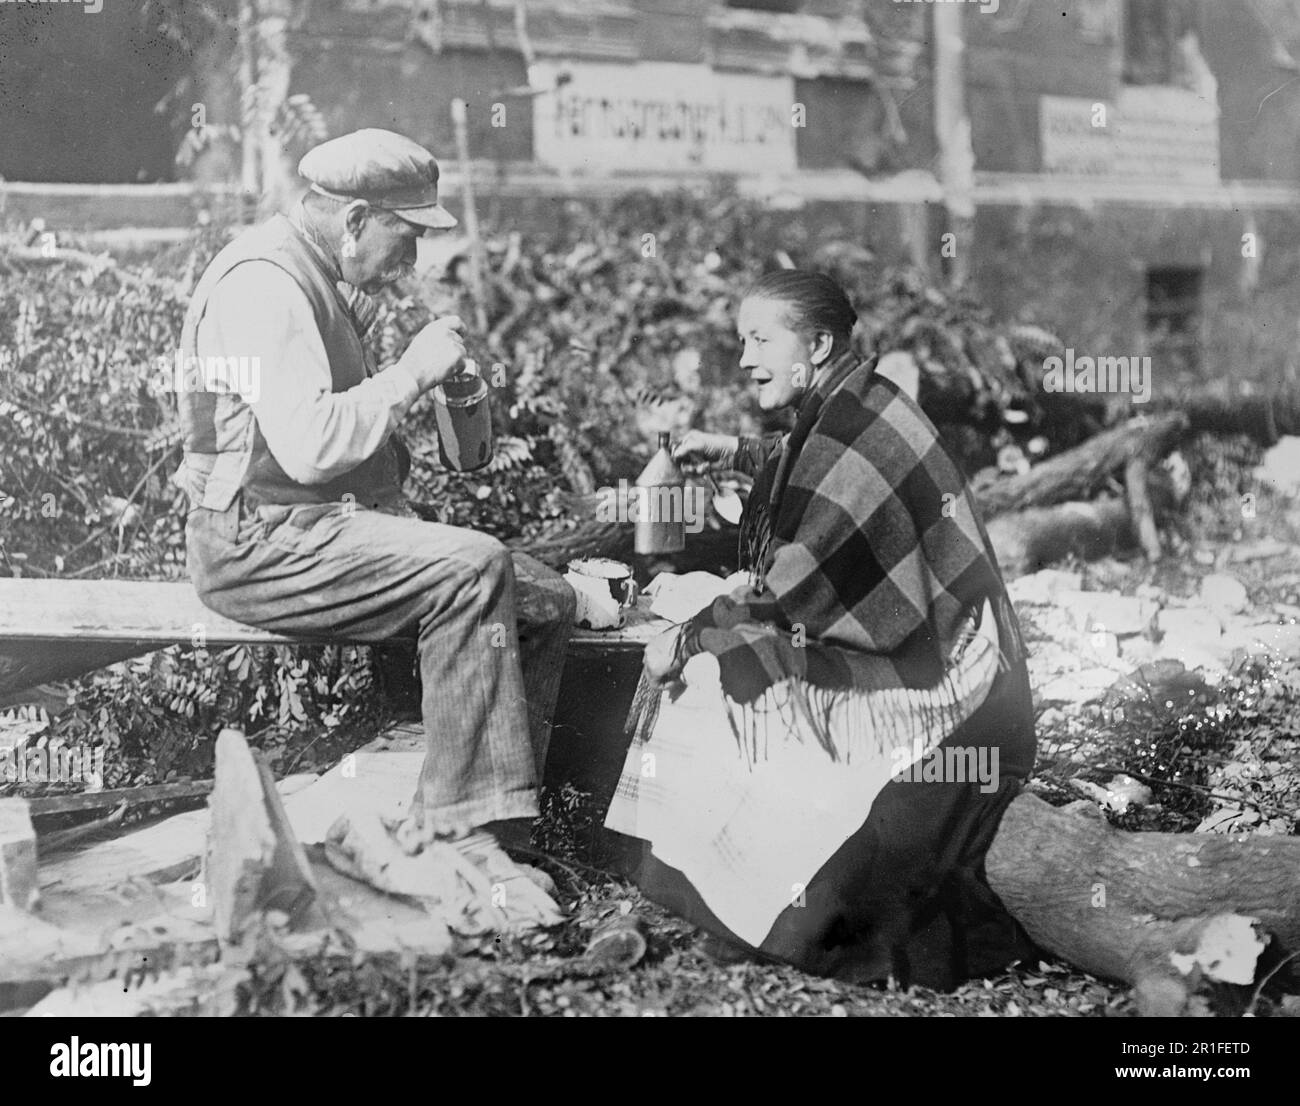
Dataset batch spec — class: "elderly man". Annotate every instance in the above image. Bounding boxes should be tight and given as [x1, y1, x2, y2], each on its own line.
[177, 129, 574, 925]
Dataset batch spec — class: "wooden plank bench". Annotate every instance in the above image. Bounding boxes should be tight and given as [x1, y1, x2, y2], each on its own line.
[0, 577, 670, 699]
[0, 578, 669, 653]
[0, 578, 671, 811]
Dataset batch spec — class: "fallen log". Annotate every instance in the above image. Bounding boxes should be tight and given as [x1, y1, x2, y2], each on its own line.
[985, 498, 1135, 576]
[1170, 381, 1300, 443]
[923, 378, 1300, 454]
[36, 802, 128, 855]
[29, 781, 213, 818]
[986, 794, 1300, 1016]
[971, 413, 1188, 517]
[983, 468, 1182, 575]
[967, 382, 1300, 521]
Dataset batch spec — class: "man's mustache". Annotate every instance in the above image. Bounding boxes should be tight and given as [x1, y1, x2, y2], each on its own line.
[375, 262, 416, 285]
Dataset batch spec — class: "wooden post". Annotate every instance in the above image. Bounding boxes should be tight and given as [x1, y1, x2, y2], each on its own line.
[1124, 456, 1163, 561]
[236, 0, 261, 223]
[933, 2, 975, 286]
[252, 0, 295, 219]
[206, 729, 317, 943]
[899, 202, 930, 275]
[451, 97, 490, 334]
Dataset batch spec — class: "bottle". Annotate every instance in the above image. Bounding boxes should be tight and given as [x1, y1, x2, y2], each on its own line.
[433, 359, 494, 473]
[634, 431, 686, 555]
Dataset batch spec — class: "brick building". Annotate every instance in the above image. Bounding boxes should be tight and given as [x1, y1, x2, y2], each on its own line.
[289, 0, 1300, 387]
[4, 0, 1300, 385]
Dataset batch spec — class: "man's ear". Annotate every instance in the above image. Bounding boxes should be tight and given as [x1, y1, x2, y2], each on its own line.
[810, 331, 834, 366]
[342, 199, 372, 238]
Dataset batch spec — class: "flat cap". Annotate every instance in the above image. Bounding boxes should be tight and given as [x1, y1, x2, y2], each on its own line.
[298, 128, 458, 231]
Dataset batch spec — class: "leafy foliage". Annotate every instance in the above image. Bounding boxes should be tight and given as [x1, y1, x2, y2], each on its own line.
[0, 643, 381, 797]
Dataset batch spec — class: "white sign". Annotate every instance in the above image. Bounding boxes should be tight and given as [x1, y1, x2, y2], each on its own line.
[530, 61, 798, 174]
[1040, 96, 1113, 176]
[1041, 88, 1218, 184]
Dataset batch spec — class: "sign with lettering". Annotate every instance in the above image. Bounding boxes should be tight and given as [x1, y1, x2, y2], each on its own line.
[1040, 96, 1113, 176]
[530, 61, 798, 174]
[1040, 88, 1218, 183]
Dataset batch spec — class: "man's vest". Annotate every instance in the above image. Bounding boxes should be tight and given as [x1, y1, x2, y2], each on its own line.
[176, 214, 405, 513]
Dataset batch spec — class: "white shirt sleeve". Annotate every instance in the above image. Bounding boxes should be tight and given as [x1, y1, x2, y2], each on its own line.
[195, 261, 421, 485]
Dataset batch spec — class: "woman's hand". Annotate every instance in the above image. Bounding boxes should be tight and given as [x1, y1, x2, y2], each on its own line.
[672, 430, 739, 468]
[643, 625, 691, 686]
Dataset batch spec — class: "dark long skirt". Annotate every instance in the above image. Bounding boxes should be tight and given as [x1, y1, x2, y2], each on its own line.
[612, 654, 1039, 991]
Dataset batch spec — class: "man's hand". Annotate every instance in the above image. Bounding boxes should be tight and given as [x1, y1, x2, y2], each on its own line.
[673, 430, 739, 467]
[643, 625, 690, 686]
[397, 315, 466, 393]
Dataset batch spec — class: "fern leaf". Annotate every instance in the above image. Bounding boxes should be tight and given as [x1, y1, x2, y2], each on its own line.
[548, 421, 595, 495]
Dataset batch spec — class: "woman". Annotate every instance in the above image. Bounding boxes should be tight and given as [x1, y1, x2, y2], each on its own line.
[605, 270, 1037, 989]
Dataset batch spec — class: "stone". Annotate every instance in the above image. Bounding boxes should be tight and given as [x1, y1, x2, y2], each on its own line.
[1084, 631, 1119, 661]
[1157, 640, 1234, 680]
[1200, 574, 1249, 615]
[1118, 636, 1159, 666]
[1057, 591, 1155, 637]
[1022, 605, 1081, 648]
[1105, 659, 1208, 708]
[1228, 538, 1292, 564]
[1219, 620, 1300, 662]
[1104, 774, 1153, 813]
[1156, 606, 1223, 641]
[1036, 708, 1066, 730]
[0, 800, 38, 912]
[1254, 435, 1300, 498]
[1024, 644, 1084, 702]
[1038, 667, 1120, 706]
[1082, 558, 1130, 590]
[1007, 569, 1082, 607]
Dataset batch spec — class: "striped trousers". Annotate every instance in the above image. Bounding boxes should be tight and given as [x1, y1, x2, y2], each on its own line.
[186, 494, 575, 834]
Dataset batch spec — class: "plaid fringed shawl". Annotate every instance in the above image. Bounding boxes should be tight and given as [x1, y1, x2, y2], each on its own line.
[628, 351, 1029, 761]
